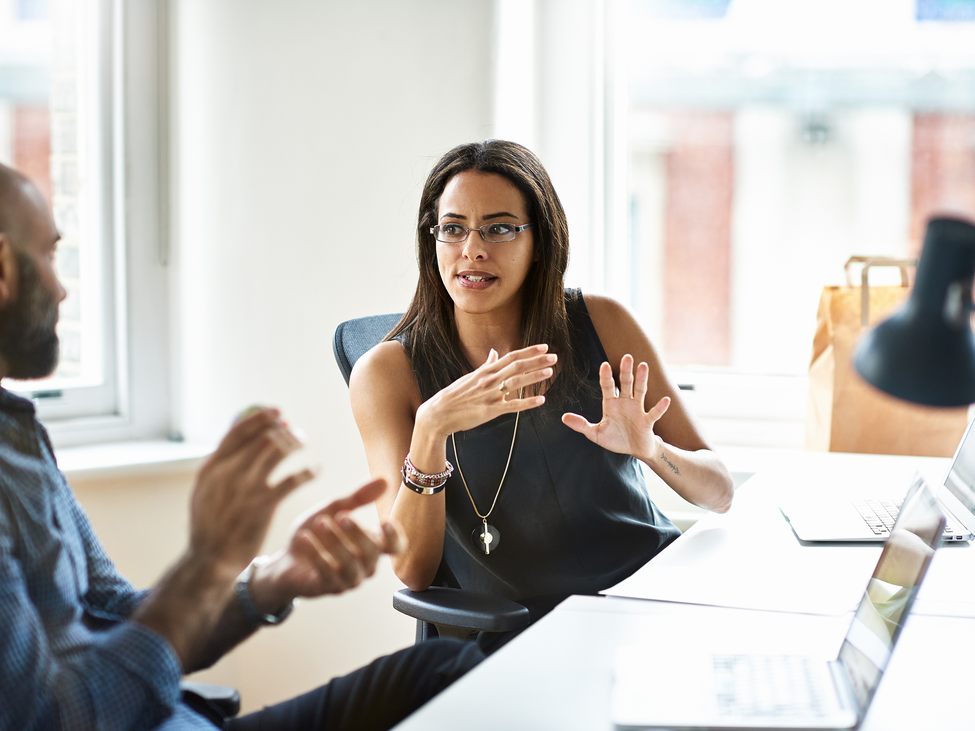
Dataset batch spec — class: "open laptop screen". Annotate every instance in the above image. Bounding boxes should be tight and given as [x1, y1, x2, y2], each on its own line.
[837, 479, 946, 711]
[944, 416, 975, 518]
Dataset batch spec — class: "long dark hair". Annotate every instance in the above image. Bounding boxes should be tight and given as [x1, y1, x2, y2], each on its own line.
[387, 140, 586, 406]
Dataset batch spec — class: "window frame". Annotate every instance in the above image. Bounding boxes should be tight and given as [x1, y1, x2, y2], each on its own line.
[13, 0, 173, 448]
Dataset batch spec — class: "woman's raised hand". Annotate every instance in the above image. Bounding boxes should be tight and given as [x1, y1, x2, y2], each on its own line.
[561, 354, 669, 460]
[416, 344, 557, 438]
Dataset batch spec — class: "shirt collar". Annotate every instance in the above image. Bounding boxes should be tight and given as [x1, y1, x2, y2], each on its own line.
[0, 387, 37, 415]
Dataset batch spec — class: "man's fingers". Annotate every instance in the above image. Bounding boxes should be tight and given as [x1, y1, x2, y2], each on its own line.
[272, 467, 320, 501]
[299, 520, 362, 590]
[320, 477, 388, 517]
[295, 512, 391, 594]
[246, 428, 304, 487]
[381, 521, 405, 555]
[295, 528, 343, 577]
[212, 407, 281, 458]
[332, 512, 383, 574]
[212, 411, 301, 491]
[311, 516, 367, 586]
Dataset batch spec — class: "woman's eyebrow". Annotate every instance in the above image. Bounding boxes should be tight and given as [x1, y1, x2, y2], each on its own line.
[440, 210, 520, 221]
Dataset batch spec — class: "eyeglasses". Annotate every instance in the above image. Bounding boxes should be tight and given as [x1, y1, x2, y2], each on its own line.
[430, 222, 533, 243]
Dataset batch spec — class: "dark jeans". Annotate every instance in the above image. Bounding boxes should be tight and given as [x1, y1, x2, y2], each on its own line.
[222, 638, 483, 731]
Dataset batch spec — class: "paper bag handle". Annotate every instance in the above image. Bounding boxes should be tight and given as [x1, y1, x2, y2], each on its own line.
[843, 256, 918, 326]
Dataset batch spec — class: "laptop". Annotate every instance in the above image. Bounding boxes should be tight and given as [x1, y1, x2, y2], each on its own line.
[779, 414, 975, 543]
[612, 476, 945, 730]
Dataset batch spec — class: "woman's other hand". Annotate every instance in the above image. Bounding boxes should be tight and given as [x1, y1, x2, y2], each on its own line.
[562, 354, 667, 461]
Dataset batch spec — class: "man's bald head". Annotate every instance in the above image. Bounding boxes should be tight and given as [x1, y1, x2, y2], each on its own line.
[0, 163, 44, 253]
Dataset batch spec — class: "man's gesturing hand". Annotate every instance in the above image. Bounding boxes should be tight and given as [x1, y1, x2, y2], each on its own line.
[133, 407, 318, 667]
[247, 478, 405, 614]
[189, 407, 318, 574]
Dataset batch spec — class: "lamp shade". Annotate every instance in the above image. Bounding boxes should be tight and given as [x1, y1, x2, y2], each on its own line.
[854, 216, 975, 407]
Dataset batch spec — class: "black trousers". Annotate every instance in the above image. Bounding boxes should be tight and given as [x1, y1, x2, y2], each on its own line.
[222, 638, 483, 731]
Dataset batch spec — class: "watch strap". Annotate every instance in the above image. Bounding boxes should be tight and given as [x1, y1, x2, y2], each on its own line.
[235, 559, 294, 626]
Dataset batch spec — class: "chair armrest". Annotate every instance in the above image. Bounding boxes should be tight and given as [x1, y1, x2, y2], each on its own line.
[393, 587, 530, 633]
[180, 680, 241, 721]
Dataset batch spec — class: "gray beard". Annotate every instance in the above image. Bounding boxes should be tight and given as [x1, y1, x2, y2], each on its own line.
[0, 252, 60, 380]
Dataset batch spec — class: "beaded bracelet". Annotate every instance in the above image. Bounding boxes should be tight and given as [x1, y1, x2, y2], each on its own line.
[401, 465, 447, 495]
[404, 453, 454, 486]
[401, 453, 454, 495]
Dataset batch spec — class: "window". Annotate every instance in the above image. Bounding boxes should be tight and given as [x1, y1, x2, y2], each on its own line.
[2, 0, 119, 417]
[506, 0, 975, 446]
[1, 0, 171, 446]
[619, 0, 975, 445]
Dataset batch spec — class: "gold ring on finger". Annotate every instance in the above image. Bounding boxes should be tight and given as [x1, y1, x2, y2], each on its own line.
[499, 379, 508, 394]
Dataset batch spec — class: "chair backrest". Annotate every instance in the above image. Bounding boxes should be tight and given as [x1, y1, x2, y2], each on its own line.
[332, 313, 405, 385]
[332, 313, 534, 643]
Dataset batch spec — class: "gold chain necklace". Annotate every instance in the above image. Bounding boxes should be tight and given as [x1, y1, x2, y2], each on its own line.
[450, 388, 522, 555]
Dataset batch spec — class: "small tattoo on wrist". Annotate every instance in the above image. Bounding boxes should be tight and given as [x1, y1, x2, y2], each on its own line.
[660, 453, 680, 475]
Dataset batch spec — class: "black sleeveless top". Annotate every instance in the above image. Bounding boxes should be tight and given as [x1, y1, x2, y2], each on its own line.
[429, 289, 680, 612]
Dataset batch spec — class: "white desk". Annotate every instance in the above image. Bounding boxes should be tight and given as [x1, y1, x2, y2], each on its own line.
[395, 596, 975, 731]
[394, 451, 975, 730]
[610, 449, 974, 616]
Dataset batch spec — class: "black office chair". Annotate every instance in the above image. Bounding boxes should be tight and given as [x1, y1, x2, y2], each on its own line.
[333, 313, 531, 643]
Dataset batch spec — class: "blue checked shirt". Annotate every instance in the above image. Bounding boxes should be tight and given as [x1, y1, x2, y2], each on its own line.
[0, 389, 216, 730]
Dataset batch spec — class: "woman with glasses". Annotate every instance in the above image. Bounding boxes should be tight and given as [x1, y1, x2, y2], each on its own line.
[350, 140, 733, 650]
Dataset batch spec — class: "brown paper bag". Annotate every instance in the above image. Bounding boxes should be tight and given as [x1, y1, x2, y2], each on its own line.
[805, 256, 970, 457]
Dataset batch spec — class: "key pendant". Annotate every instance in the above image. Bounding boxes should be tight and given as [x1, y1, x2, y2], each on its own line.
[472, 520, 501, 554]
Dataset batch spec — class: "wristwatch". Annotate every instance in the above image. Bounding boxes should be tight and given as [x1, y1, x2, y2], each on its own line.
[234, 558, 295, 626]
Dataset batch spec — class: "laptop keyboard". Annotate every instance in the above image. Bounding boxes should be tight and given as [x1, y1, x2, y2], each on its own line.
[850, 498, 955, 540]
[713, 654, 830, 718]
[851, 498, 956, 536]
[851, 498, 900, 535]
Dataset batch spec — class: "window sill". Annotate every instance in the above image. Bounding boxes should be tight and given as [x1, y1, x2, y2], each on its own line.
[672, 371, 809, 448]
[57, 440, 215, 482]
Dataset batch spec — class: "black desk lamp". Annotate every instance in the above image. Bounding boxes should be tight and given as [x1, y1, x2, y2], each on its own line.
[854, 216, 975, 407]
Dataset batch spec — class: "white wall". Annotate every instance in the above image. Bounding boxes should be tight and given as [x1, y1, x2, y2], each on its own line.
[169, 0, 495, 712]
